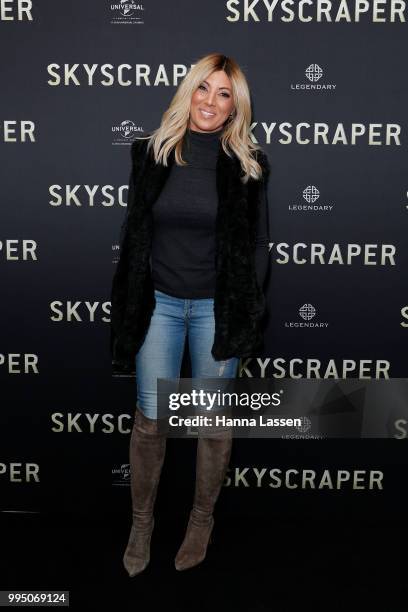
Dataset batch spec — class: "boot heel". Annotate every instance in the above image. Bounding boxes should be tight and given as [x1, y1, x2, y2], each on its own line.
[174, 514, 214, 571]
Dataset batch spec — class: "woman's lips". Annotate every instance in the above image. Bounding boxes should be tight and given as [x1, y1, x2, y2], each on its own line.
[199, 109, 216, 118]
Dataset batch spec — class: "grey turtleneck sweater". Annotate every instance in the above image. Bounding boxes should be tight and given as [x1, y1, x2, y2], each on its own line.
[148, 127, 270, 299]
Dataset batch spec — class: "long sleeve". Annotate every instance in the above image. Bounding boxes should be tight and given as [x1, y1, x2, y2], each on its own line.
[255, 180, 270, 290]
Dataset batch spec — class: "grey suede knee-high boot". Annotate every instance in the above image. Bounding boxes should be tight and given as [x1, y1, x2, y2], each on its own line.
[123, 406, 167, 577]
[174, 426, 232, 571]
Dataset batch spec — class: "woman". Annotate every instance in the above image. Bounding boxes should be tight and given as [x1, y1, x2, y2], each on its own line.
[110, 53, 271, 575]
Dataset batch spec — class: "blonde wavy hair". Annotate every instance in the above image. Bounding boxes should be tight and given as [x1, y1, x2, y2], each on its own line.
[136, 53, 264, 183]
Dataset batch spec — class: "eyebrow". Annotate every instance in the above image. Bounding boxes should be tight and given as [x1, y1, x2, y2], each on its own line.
[202, 79, 231, 91]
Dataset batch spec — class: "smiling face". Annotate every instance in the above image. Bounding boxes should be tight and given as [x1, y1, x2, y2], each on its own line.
[188, 70, 235, 133]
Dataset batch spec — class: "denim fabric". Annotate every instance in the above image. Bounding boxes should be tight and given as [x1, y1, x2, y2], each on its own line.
[135, 289, 239, 420]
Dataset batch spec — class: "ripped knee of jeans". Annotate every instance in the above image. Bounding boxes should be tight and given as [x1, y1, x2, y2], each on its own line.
[218, 360, 227, 376]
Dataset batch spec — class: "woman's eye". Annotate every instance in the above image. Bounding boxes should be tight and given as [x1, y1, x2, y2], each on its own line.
[198, 84, 230, 98]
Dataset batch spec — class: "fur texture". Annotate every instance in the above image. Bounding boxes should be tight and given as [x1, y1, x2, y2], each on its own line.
[110, 136, 270, 373]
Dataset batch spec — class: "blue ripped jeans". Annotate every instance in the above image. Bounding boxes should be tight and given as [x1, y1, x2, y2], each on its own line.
[135, 289, 239, 420]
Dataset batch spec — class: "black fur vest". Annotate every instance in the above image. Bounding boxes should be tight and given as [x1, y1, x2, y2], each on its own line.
[110, 134, 270, 372]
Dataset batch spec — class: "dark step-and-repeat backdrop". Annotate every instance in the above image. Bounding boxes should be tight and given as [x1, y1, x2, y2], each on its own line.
[1, 1, 407, 522]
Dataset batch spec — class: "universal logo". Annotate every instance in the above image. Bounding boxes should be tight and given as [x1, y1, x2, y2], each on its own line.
[112, 120, 144, 144]
[288, 185, 334, 212]
[291, 64, 336, 91]
[284, 304, 329, 328]
[109, 1, 145, 25]
[112, 464, 130, 485]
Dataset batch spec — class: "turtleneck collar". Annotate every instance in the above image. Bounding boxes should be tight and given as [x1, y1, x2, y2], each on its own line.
[186, 126, 224, 143]
[182, 126, 224, 167]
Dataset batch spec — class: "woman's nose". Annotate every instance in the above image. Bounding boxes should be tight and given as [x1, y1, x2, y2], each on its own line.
[205, 91, 216, 106]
